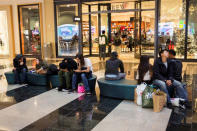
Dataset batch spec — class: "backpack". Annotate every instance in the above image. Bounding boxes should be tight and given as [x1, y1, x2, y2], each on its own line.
[47, 64, 58, 75]
[114, 38, 122, 46]
[99, 36, 106, 45]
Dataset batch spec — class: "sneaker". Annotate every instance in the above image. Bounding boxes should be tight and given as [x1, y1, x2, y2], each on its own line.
[86, 91, 91, 95]
[62, 89, 68, 92]
[68, 89, 75, 92]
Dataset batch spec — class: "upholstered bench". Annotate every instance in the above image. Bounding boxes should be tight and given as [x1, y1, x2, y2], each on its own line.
[4, 71, 15, 84]
[49, 74, 97, 93]
[27, 72, 47, 86]
[97, 78, 138, 100]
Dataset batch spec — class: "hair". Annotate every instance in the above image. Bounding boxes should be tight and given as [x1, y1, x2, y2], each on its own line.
[159, 49, 168, 57]
[169, 49, 176, 56]
[110, 52, 118, 60]
[102, 30, 105, 34]
[76, 54, 85, 66]
[138, 55, 150, 84]
[59, 62, 67, 69]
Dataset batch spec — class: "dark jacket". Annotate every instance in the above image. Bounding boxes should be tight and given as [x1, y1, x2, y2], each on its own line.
[169, 58, 182, 82]
[13, 55, 28, 71]
[105, 58, 124, 75]
[153, 58, 172, 81]
[62, 58, 78, 71]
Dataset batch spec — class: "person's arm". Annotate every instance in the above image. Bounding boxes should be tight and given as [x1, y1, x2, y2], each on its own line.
[119, 60, 124, 73]
[105, 35, 108, 45]
[168, 61, 175, 82]
[153, 59, 166, 82]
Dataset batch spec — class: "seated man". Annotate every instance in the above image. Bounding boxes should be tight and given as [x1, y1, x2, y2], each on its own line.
[153, 49, 187, 107]
[168, 49, 188, 100]
[105, 52, 126, 80]
[58, 58, 77, 91]
[13, 54, 28, 84]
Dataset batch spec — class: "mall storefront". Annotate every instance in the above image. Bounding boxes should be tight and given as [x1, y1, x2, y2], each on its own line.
[54, 0, 197, 61]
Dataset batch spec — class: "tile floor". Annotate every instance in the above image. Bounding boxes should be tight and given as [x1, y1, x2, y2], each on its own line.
[0, 54, 197, 131]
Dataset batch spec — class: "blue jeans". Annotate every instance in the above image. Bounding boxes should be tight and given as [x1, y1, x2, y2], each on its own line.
[14, 68, 27, 84]
[172, 80, 188, 100]
[153, 79, 188, 103]
[72, 73, 90, 92]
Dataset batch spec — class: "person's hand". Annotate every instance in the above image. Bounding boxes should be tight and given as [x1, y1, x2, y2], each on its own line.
[75, 70, 81, 73]
[166, 80, 172, 86]
[20, 62, 24, 65]
[13, 68, 16, 70]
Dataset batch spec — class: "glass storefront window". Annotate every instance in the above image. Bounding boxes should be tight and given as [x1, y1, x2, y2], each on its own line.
[0, 11, 9, 55]
[188, 0, 197, 59]
[160, 0, 186, 59]
[56, 4, 79, 57]
[18, 4, 41, 56]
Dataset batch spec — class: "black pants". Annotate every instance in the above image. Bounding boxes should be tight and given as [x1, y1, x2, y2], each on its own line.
[99, 45, 106, 60]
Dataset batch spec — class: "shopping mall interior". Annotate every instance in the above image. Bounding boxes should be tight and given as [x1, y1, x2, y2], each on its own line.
[0, 0, 197, 130]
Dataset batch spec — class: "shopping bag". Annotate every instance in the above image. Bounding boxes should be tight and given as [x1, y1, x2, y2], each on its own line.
[153, 91, 167, 112]
[142, 86, 154, 108]
[134, 88, 137, 104]
[78, 83, 85, 93]
[136, 83, 147, 106]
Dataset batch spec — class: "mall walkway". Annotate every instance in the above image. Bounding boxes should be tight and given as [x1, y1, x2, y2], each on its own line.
[0, 55, 197, 131]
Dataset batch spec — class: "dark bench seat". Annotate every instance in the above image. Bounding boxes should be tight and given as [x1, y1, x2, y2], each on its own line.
[4, 71, 15, 84]
[97, 78, 138, 100]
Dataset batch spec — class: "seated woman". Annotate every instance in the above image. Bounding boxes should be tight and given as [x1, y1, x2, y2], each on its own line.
[13, 54, 28, 84]
[58, 58, 77, 91]
[136, 55, 153, 84]
[35, 57, 48, 75]
[105, 52, 126, 80]
[70, 54, 93, 95]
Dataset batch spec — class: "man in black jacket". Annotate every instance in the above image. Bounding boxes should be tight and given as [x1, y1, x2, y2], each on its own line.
[13, 54, 28, 84]
[153, 49, 187, 106]
[105, 52, 125, 80]
[168, 50, 188, 100]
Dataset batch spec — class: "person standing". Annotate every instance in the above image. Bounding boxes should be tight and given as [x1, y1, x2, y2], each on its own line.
[99, 30, 108, 61]
[13, 54, 28, 84]
[113, 33, 122, 54]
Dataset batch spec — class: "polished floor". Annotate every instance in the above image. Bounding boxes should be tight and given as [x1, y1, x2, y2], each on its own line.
[0, 54, 197, 131]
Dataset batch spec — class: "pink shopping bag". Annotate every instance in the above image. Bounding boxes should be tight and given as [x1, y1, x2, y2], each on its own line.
[78, 83, 85, 93]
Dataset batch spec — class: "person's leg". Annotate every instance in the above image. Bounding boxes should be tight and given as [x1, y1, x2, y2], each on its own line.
[65, 72, 72, 89]
[103, 46, 106, 60]
[118, 73, 126, 79]
[172, 80, 188, 100]
[58, 71, 64, 91]
[72, 73, 78, 90]
[153, 80, 171, 103]
[99, 46, 102, 60]
[81, 73, 90, 92]
[13, 70, 19, 84]
[19, 68, 27, 84]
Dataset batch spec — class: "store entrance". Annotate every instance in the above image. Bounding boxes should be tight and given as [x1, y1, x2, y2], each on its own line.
[82, 1, 155, 58]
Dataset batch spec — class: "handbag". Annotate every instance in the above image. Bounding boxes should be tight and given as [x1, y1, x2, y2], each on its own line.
[78, 83, 85, 93]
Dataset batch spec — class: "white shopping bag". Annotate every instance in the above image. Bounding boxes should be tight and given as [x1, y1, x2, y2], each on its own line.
[136, 82, 147, 106]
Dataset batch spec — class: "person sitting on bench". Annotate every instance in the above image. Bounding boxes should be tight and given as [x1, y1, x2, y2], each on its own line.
[105, 52, 126, 80]
[136, 55, 153, 84]
[13, 54, 28, 84]
[70, 54, 93, 95]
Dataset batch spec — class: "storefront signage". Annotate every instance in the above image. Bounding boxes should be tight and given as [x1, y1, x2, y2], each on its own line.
[111, 2, 128, 11]
[73, 16, 81, 22]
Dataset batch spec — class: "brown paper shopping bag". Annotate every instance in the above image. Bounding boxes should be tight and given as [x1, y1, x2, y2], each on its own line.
[134, 88, 137, 104]
[153, 91, 167, 112]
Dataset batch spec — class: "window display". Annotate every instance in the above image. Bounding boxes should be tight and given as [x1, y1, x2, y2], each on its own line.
[18, 4, 42, 56]
[0, 11, 9, 55]
[56, 4, 79, 57]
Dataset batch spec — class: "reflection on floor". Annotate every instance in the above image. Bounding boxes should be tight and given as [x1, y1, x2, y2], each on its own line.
[0, 55, 197, 131]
